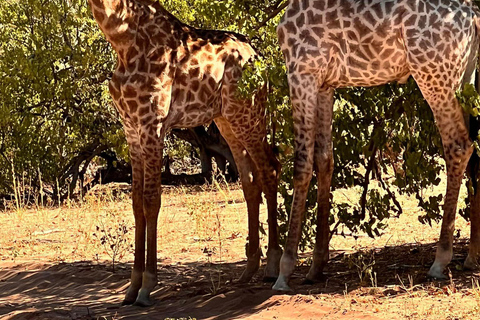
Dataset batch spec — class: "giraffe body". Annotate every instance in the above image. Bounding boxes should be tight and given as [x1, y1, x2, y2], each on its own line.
[88, 0, 282, 305]
[274, 0, 480, 291]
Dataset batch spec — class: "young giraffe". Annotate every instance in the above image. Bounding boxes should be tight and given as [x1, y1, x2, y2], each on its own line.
[87, 0, 283, 305]
[273, 0, 480, 291]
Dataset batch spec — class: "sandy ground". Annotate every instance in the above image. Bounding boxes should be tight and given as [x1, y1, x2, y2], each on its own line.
[1, 182, 480, 319]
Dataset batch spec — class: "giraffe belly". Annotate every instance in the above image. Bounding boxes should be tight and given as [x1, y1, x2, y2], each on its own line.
[326, 50, 411, 88]
[168, 98, 222, 129]
[324, 23, 411, 88]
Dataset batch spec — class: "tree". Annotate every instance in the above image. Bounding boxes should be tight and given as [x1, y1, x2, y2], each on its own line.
[0, 0, 126, 202]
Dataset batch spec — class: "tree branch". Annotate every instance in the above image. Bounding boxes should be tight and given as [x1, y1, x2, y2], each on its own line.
[256, 1, 289, 29]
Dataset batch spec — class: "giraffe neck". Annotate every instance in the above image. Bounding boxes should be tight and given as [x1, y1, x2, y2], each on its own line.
[89, 0, 187, 57]
[88, 0, 137, 51]
[88, 0, 181, 53]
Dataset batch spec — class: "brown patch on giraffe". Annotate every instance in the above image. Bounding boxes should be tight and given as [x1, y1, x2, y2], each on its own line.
[126, 47, 139, 62]
[312, 0, 326, 11]
[306, 11, 321, 25]
[300, 30, 318, 47]
[370, 2, 384, 19]
[312, 27, 325, 39]
[296, 13, 306, 29]
[353, 17, 372, 37]
[130, 74, 147, 84]
[363, 10, 376, 26]
[137, 106, 150, 117]
[127, 100, 139, 113]
[123, 85, 138, 99]
[93, 9, 106, 23]
[189, 80, 199, 92]
[287, 0, 300, 17]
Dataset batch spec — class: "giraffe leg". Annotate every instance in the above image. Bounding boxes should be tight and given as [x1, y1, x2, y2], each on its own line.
[123, 139, 146, 305]
[233, 136, 282, 281]
[262, 153, 282, 282]
[416, 87, 473, 279]
[306, 90, 334, 283]
[219, 62, 282, 282]
[272, 74, 319, 291]
[134, 137, 164, 307]
[215, 117, 262, 283]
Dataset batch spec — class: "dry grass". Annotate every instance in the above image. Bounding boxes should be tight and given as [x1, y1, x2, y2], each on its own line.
[1, 175, 480, 319]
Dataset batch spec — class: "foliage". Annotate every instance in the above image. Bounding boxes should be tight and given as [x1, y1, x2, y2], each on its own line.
[93, 209, 133, 272]
[0, 0, 124, 200]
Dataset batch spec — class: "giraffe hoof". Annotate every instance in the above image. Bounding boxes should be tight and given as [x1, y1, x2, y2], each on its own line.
[427, 270, 448, 280]
[132, 288, 155, 307]
[133, 298, 155, 307]
[272, 282, 293, 292]
[272, 275, 293, 292]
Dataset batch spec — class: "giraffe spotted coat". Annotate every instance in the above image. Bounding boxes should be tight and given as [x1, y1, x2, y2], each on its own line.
[88, 0, 282, 305]
[274, 0, 480, 291]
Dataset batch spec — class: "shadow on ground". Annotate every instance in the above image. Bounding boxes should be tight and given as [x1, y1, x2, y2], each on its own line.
[1, 240, 478, 320]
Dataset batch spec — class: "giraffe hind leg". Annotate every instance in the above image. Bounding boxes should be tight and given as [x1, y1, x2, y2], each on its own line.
[215, 117, 262, 283]
[273, 73, 320, 291]
[415, 84, 473, 279]
[306, 90, 334, 283]
[239, 135, 283, 282]
[219, 63, 282, 282]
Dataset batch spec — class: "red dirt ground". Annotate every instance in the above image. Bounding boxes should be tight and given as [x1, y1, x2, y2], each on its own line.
[1, 184, 480, 319]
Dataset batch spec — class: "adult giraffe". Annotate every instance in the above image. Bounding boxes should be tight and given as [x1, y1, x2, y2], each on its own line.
[273, 0, 480, 291]
[87, 0, 282, 306]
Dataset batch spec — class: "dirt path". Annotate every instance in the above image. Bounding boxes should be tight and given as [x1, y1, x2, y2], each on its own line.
[0, 260, 383, 320]
[1, 186, 480, 319]
[1, 241, 479, 320]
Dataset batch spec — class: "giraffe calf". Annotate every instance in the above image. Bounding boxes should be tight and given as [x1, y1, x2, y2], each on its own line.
[274, 0, 480, 291]
[88, 0, 282, 306]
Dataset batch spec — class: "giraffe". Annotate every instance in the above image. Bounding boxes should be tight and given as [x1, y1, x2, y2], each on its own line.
[273, 0, 480, 291]
[87, 0, 283, 306]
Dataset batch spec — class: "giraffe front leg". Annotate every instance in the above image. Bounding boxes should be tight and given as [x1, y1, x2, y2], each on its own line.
[306, 90, 334, 283]
[134, 140, 163, 307]
[272, 73, 319, 291]
[122, 137, 146, 305]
